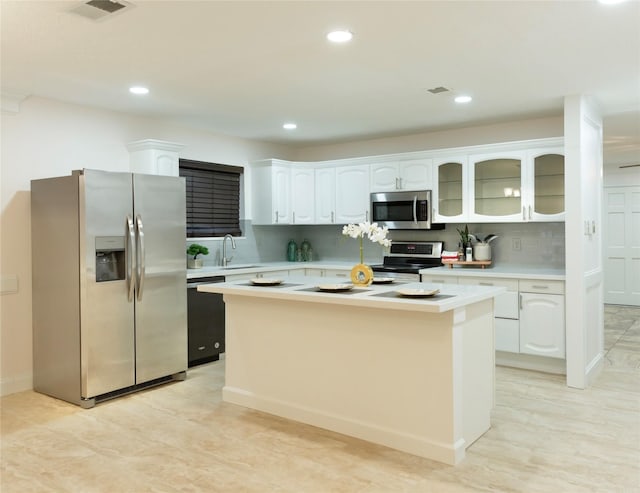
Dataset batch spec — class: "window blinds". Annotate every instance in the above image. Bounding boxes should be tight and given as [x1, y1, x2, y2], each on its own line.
[179, 159, 243, 238]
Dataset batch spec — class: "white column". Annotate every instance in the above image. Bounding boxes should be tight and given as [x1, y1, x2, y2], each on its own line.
[564, 95, 605, 389]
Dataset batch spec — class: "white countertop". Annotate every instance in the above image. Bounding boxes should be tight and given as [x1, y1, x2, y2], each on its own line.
[186, 261, 354, 279]
[197, 275, 505, 313]
[420, 265, 565, 280]
[187, 261, 565, 281]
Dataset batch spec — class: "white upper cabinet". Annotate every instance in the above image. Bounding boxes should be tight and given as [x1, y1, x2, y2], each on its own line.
[400, 159, 432, 190]
[291, 166, 315, 224]
[433, 156, 469, 223]
[335, 164, 370, 224]
[467, 145, 565, 223]
[252, 160, 291, 225]
[315, 166, 336, 224]
[127, 139, 184, 177]
[370, 159, 432, 192]
[370, 162, 398, 192]
[469, 150, 527, 222]
[525, 148, 565, 221]
[252, 138, 564, 226]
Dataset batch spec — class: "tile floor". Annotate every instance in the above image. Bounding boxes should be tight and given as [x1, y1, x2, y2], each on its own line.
[1, 305, 639, 492]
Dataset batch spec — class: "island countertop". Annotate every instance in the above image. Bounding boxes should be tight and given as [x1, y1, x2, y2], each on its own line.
[197, 276, 505, 313]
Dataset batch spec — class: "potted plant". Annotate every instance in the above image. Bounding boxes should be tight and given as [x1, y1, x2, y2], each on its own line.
[186, 243, 209, 269]
[456, 225, 476, 261]
[456, 225, 476, 248]
[473, 234, 498, 261]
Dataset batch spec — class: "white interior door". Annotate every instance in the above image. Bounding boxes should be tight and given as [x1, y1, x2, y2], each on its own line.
[603, 186, 640, 306]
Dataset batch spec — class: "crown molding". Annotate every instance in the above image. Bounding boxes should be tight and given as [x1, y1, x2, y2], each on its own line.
[1, 93, 29, 114]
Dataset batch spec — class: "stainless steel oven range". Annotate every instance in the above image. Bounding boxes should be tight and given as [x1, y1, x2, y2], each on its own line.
[370, 241, 444, 281]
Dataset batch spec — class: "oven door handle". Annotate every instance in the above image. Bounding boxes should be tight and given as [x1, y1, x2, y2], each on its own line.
[412, 196, 418, 224]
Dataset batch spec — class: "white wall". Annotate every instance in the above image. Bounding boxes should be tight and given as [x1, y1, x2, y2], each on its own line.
[603, 167, 640, 187]
[0, 96, 292, 395]
[293, 116, 564, 161]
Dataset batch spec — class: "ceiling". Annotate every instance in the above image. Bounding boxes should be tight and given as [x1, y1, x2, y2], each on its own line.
[2, 0, 639, 166]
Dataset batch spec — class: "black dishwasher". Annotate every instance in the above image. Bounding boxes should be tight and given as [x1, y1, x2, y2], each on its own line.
[186, 276, 225, 367]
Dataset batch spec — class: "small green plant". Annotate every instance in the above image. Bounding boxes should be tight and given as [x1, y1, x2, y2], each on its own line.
[456, 225, 473, 246]
[187, 243, 209, 259]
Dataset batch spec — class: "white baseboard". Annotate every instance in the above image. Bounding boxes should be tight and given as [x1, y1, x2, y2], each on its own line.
[1, 372, 33, 397]
[223, 385, 465, 465]
[585, 351, 604, 386]
[496, 351, 566, 375]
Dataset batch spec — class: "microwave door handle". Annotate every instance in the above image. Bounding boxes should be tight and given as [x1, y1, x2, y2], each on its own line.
[135, 214, 145, 302]
[126, 215, 136, 302]
[413, 196, 418, 224]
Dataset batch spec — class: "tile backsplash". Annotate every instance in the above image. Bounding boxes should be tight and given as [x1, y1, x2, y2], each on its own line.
[187, 221, 565, 269]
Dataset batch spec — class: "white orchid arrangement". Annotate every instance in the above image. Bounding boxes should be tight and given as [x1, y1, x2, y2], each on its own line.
[342, 222, 392, 264]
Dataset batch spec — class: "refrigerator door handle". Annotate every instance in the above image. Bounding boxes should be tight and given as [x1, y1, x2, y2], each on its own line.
[136, 214, 146, 301]
[126, 215, 136, 302]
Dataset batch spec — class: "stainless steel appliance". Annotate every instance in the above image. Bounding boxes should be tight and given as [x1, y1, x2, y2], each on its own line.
[187, 275, 225, 366]
[31, 169, 187, 408]
[370, 190, 444, 230]
[370, 241, 444, 281]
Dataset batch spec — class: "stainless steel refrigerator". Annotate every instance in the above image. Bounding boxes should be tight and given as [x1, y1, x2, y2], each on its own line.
[31, 169, 187, 407]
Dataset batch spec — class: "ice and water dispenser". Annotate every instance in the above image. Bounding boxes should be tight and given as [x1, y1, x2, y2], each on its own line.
[95, 236, 126, 282]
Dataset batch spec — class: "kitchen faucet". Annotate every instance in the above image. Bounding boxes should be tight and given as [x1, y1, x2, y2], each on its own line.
[221, 234, 236, 267]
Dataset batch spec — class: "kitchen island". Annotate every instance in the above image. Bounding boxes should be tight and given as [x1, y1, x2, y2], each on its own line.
[198, 277, 504, 465]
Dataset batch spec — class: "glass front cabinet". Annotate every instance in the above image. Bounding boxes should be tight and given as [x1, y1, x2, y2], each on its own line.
[469, 151, 526, 222]
[466, 147, 565, 223]
[432, 157, 468, 223]
[527, 148, 565, 221]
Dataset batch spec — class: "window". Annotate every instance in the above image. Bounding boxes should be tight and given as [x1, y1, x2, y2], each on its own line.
[179, 159, 243, 238]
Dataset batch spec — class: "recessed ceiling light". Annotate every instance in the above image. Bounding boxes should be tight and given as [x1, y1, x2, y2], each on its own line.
[129, 86, 149, 95]
[283, 123, 297, 130]
[454, 95, 472, 104]
[327, 30, 353, 43]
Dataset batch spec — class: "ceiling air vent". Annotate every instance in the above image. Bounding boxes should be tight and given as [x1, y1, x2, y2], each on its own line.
[427, 86, 451, 95]
[69, 0, 134, 21]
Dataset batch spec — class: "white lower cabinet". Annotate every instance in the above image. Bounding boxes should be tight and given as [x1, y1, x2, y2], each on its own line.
[304, 268, 350, 278]
[457, 278, 520, 352]
[421, 276, 458, 285]
[495, 318, 520, 353]
[324, 269, 350, 278]
[425, 274, 566, 364]
[519, 291, 565, 358]
[225, 270, 290, 281]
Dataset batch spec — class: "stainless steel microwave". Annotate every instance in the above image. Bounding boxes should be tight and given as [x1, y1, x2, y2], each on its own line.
[370, 190, 444, 230]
